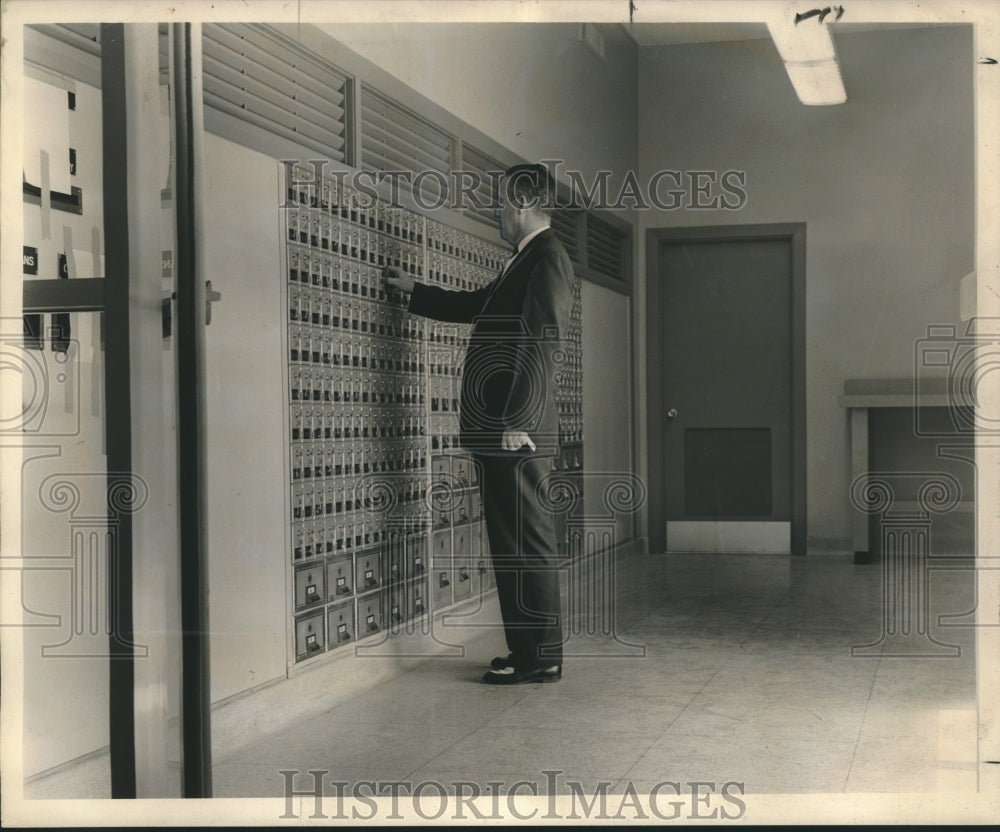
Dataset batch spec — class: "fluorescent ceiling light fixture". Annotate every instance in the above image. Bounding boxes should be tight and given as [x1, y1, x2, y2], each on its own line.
[767, 18, 846, 105]
[783, 59, 847, 105]
[767, 18, 836, 63]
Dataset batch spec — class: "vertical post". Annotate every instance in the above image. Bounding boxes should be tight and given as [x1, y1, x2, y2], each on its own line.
[172, 21, 212, 798]
[100, 22, 137, 800]
[850, 406, 870, 562]
[124, 23, 183, 797]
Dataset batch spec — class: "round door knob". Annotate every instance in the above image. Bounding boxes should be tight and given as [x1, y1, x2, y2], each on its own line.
[666, 408, 678, 420]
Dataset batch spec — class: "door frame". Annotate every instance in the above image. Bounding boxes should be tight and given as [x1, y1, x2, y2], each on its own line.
[645, 223, 807, 555]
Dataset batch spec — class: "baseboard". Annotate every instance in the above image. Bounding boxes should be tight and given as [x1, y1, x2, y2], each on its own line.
[807, 537, 854, 556]
[612, 536, 648, 557]
[23, 743, 111, 786]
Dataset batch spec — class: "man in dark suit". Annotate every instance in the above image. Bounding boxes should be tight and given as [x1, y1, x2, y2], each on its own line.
[383, 163, 572, 684]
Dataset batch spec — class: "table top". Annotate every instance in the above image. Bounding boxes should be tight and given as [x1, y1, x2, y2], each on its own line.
[838, 377, 957, 408]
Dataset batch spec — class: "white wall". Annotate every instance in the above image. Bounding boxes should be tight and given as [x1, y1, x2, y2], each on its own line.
[635, 26, 975, 552]
[582, 282, 635, 542]
[318, 23, 638, 188]
[203, 134, 289, 703]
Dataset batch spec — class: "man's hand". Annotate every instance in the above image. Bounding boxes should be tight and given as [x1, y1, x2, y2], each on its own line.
[501, 429, 536, 452]
[382, 266, 415, 295]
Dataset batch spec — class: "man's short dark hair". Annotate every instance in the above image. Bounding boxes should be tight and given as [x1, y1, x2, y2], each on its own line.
[502, 163, 557, 214]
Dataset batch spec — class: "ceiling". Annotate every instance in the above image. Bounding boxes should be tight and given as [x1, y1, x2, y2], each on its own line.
[621, 21, 943, 48]
[623, 22, 770, 46]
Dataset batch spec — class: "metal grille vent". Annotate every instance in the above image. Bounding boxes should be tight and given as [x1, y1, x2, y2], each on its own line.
[360, 85, 451, 192]
[585, 214, 627, 281]
[550, 208, 581, 264]
[200, 23, 348, 162]
[28, 23, 101, 56]
[458, 143, 505, 225]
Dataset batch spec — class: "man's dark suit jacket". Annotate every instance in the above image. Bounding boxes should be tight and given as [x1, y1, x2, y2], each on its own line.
[408, 228, 573, 456]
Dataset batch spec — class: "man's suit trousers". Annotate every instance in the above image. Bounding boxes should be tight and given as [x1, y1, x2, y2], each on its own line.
[474, 453, 564, 669]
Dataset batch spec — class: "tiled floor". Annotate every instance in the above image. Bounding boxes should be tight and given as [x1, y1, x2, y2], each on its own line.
[22, 550, 980, 805]
[206, 551, 979, 798]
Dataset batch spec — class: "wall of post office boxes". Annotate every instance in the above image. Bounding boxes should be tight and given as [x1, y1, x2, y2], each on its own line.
[282, 163, 584, 665]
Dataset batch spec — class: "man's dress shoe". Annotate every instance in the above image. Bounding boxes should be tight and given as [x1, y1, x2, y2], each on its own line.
[482, 665, 562, 685]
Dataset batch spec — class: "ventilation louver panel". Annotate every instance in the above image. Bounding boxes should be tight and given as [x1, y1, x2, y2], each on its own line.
[201, 23, 348, 161]
[360, 86, 452, 182]
[28, 23, 101, 56]
[550, 208, 581, 264]
[586, 214, 627, 281]
[458, 143, 505, 225]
